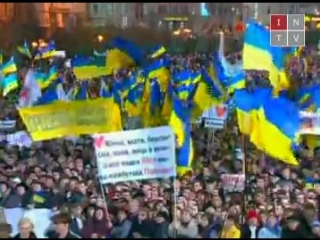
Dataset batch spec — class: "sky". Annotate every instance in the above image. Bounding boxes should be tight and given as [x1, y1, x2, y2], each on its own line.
[201, 3, 210, 17]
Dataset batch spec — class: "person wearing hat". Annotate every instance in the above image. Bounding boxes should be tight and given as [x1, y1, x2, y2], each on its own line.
[240, 210, 261, 238]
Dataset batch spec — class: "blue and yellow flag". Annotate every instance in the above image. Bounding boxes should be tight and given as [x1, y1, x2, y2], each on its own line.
[146, 58, 170, 92]
[243, 21, 272, 71]
[150, 45, 166, 58]
[227, 71, 246, 93]
[257, 96, 300, 165]
[2, 73, 18, 96]
[1, 57, 17, 75]
[108, 37, 143, 68]
[17, 39, 32, 59]
[34, 40, 57, 59]
[169, 97, 194, 175]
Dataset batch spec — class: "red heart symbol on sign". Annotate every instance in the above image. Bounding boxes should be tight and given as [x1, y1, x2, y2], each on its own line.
[216, 106, 226, 117]
[94, 136, 105, 148]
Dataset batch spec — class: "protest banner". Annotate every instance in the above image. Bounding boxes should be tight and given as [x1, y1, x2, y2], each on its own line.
[94, 126, 176, 184]
[194, 105, 228, 129]
[221, 174, 245, 193]
[19, 99, 122, 141]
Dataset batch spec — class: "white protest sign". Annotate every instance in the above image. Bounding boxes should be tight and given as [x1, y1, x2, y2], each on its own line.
[94, 126, 176, 184]
[6, 131, 33, 148]
[194, 105, 228, 129]
[221, 174, 245, 192]
[0, 120, 16, 131]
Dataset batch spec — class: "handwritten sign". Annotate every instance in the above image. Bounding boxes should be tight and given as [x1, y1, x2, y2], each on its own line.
[194, 105, 228, 129]
[221, 174, 245, 192]
[94, 126, 177, 184]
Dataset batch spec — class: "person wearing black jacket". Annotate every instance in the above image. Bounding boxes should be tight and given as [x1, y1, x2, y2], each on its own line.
[49, 212, 81, 239]
[13, 218, 37, 239]
[281, 215, 310, 238]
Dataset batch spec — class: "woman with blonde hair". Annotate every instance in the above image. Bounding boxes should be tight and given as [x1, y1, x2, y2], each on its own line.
[13, 218, 37, 239]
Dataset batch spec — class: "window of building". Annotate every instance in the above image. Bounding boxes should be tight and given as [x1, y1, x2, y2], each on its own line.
[107, 4, 114, 16]
[267, 6, 271, 14]
[143, 4, 148, 16]
[223, 7, 228, 15]
[92, 4, 98, 16]
[171, 4, 178, 15]
[180, 5, 189, 15]
[158, 5, 167, 15]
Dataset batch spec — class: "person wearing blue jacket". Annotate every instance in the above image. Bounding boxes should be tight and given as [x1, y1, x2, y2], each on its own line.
[258, 214, 281, 238]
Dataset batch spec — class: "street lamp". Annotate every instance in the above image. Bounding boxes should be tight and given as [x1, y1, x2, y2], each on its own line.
[97, 35, 104, 42]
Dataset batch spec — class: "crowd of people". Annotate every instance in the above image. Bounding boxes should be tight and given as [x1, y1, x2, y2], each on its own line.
[0, 41, 319, 239]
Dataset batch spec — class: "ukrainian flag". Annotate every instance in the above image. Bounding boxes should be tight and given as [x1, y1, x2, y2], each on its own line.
[46, 66, 58, 84]
[146, 59, 170, 92]
[243, 21, 272, 71]
[17, 39, 32, 59]
[36, 82, 60, 105]
[201, 68, 225, 99]
[108, 37, 143, 67]
[34, 40, 56, 59]
[125, 83, 144, 117]
[233, 89, 256, 135]
[169, 97, 194, 175]
[150, 45, 166, 58]
[269, 46, 294, 93]
[258, 97, 300, 165]
[1, 57, 17, 75]
[233, 88, 272, 136]
[161, 82, 173, 122]
[227, 71, 246, 93]
[175, 82, 197, 101]
[212, 52, 229, 84]
[2, 73, 18, 96]
[296, 85, 320, 111]
[72, 57, 105, 79]
[173, 69, 191, 86]
[34, 72, 47, 89]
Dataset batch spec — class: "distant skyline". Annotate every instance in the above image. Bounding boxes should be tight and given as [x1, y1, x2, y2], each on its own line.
[201, 3, 209, 17]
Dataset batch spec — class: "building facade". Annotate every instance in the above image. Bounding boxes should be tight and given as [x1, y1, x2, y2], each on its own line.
[242, 3, 320, 24]
[205, 3, 242, 26]
[142, 3, 201, 30]
[0, 3, 14, 23]
[35, 3, 86, 29]
[87, 3, 135, 28]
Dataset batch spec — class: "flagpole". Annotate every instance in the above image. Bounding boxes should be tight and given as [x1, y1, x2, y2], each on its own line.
[241, 134, 247, 223]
